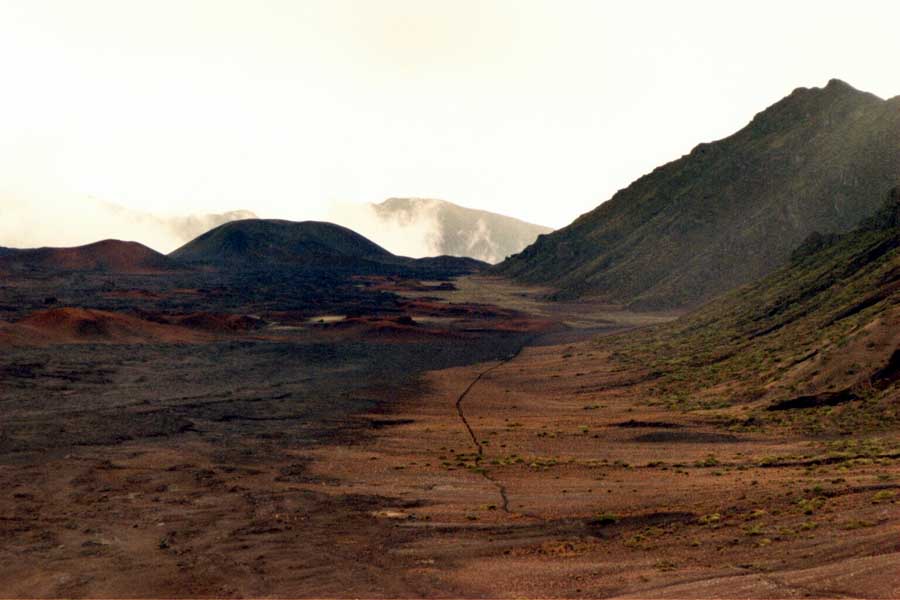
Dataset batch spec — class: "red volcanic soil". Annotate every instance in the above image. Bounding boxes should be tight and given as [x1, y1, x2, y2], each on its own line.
[316, 315, 465, 341]
[0, 240, 179, 273]
[468, 317, 553, 332]
[312, 304, 554, 343]
[103, 289, 163, 300]
[1, 308, 207, 345]
[400, 298, 519, 319]
[0, 308, 276, 346]
[102, 288, 208, 302]
[304, 334, 900, 598]
[170, 312, 265, 333]
[358, 275, 457, 293]
[400, 299, 556, 333]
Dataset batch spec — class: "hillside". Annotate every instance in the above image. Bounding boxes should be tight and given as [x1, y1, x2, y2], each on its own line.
[497, 79, 900, 309]
[0, 308, 206, 345]
[371, 198, 552, 263]
[170, 218, 485, 275]
[603, 186, 900, 432]
[91, 201, 258, 252]
[0, 239, 179, 273]
[171, 219, 393, 265]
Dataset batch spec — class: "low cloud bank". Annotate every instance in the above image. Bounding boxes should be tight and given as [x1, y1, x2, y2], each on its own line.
[327, 198, 552, 263]
[326, 200, 444, 259]
[0, 195, 255, 253]
[1, 194, 549, 263]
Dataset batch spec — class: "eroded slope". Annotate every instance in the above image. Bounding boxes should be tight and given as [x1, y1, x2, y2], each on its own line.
[498, 80, 900, 309]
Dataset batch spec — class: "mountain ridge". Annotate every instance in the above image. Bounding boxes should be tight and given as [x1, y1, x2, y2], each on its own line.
[170, 218, 485, 275]
[603, 185, 899, 425]
[496, 79, 900, 309]
[170, 219, 394, 265]
[370, 197, 552, 263]
[0, 239, 179, 273]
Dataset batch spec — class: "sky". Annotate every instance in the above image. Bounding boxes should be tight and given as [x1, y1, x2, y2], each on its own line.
[2, 0, 900, 250]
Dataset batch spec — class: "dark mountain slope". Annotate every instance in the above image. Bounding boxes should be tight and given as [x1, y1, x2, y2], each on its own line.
[170, 218, 485, 276]
[605, 187, 900, 432]
[372, 198, 552, 263]
[171, 219, 393, 265]
[497, 79, 900, 309]
[413, 254, 487, 273]
[0, 239, 179, 273]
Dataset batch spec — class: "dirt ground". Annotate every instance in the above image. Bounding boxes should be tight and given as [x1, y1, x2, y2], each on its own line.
[1, 275, 897, 598]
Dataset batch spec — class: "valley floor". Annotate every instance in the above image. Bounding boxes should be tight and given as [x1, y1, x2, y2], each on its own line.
[1, 276, 897, 598]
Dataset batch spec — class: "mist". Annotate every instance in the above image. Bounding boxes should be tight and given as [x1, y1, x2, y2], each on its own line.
[0, 191, 545, 263]
[0, 193, 255, 253]
[326, 200, 444, 259]
[326, 198, 552, 263]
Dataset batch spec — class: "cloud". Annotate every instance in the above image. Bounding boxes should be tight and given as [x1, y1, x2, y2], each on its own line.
[0, 192, 548, 262]
[0, 193, 255, 253]
[460, 217, 501, 263]
[325, 198, 552, 263]
[325, 200, 444, 258]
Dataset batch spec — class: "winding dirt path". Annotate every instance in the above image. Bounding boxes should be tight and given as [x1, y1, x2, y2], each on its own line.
[453, 338, 535, 514]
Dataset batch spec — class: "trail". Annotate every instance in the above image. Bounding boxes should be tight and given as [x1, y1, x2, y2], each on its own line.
[453, 337, 533, 514]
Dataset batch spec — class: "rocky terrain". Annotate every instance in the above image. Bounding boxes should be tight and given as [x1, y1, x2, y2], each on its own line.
[497, 79, 900, 309]
[1, 193, 896, 596]
[1, 87, 898, 600]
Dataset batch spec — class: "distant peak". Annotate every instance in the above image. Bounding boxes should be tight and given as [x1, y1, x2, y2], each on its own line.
[749, 78, 882, 134]
[825, 78, 854, 91]
[787, 79, 871, 101]
[379, 197, 443, 207]
[89, 239, 147, 249]
[817, 78, 883, 102]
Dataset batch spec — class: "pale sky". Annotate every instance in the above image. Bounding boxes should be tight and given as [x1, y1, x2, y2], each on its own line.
[2, 0, 900, 248]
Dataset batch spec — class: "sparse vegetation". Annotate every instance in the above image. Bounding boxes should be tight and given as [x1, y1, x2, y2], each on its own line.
[593, 512, 619, 525]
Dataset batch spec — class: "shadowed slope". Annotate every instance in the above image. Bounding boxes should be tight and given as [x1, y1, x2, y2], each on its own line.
[171, 218, 486, 275]
[606, 187, 900, 426]
[171, 219, 393, 265]
[497, 79, 900, 309]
